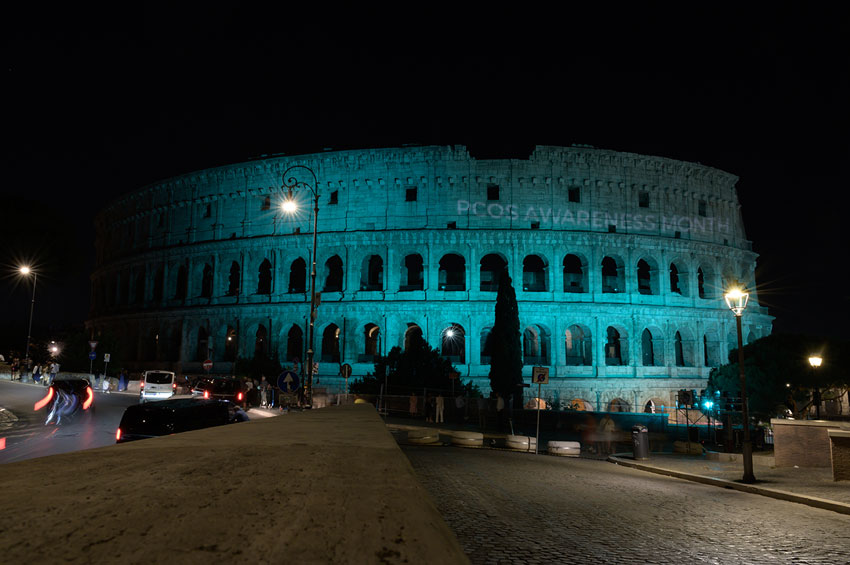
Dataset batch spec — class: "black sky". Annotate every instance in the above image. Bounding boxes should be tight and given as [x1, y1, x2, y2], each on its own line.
[2, 5, 848, 349]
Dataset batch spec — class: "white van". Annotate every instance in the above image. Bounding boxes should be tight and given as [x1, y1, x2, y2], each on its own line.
[139, 370, 177, 403]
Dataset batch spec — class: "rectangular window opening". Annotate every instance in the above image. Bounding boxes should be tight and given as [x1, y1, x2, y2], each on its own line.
[405, 187, 417, 202]
[608, 224, 617, 233]
[639, 191, 650, 208]
[329, 190, 339, 205]
[698, 199, 707, 217]
[447, 221, 457, 230]
[487, 184, 500, 201]
[531, 222, 540, 229]
[568, 187, 581, 203]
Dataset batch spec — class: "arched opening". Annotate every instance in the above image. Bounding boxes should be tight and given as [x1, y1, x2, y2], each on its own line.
[286, 325, 303, 363]
[641, 327, 665, 366]
[201, 264, 213, 298]
[480, 326, 493, 364]
[134, 271, 146, 304]
[196, 327, 209, 362]
[289, 258, 306, 293]
[522, 255, 547, 292]
[441, 323, 465, 363]
[641, 328, 655, 366]
[322, 324, 341, 363]
[565, 324, 592, 366]
[570, 398, 593, 411]
[637, 259, 656, 295]
[257, 259, 272, 295]
[360, 255, 384, 291]
[362, 323, 381, 361]
[438, 254, 466, 291]
[605, 326, 625, 366]
[400, 254, 424, 291]
[403, 323, 423, 351]
[703, 331, 721, 367]
[254, 325, 269, 359]
[669, 263, 683, 295]
[175, 265, 188, 301]
[523, 325, 550, 365]
[674, 330, 695, 367]
[601, 256, 624, 293]
[563, 254, 587, 293]
[323, 255, 344, 292]
[480, 254, 507, 291]
[227, 261, 240, 296]
[153, 267, 164, 303]
[608, 398, 630, 412]
[224, 326, 237, 362]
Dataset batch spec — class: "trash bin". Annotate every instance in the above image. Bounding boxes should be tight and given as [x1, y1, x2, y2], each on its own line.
[632, 425, 649, 460]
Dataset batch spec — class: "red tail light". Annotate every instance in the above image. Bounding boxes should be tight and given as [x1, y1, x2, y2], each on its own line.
[116, 428, 122, 442]
[237, 392, 244, 401]
[34, 387, 55, 411]
[203, 390, 209, 399]
[83, 386, 94, 410]
[172, 382, 177, 390]
[140, 380, 145, 389]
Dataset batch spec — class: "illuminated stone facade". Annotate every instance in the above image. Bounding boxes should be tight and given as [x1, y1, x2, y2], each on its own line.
[88, 145, 772, 411]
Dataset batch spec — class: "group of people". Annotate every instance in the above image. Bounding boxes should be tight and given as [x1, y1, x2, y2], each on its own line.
[408, 391, 508, 430]
[6, 359, 59, 385]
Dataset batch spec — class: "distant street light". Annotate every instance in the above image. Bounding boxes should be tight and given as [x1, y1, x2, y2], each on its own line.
[724, 286, 755, 483]
[280, 164, 320, 408]
[19, 266, 38, 372]
[808, 355, 823, 419]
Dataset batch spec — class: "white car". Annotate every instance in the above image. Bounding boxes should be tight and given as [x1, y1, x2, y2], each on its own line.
[139, 370, 177, 403]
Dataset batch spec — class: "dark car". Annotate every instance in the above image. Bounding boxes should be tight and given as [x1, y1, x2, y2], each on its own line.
[34, 377, 95, 425]
[115, 397, 249, 443]
[191, 377, 247, 407]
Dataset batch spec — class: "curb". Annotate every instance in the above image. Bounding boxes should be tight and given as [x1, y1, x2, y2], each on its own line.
[608, 454, 850, 516]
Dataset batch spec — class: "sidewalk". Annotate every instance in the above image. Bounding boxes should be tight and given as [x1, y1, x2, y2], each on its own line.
[609, 451, 850, 515]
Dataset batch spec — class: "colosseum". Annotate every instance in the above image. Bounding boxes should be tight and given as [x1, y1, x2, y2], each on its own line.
[88, 145, 772, 412]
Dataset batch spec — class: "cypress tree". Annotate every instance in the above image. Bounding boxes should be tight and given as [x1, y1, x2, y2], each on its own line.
[488, 269, 523, 400]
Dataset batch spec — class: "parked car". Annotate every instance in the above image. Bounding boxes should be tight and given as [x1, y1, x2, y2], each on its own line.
[34, 377, 95, 425]
[140, 370, 177, 403]
[191, 376, 247, 408]
[115, 397, 249, 443]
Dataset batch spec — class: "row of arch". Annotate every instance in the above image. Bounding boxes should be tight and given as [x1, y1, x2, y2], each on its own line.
[181, 320, 755, 369]
[95, 250, 749, 310]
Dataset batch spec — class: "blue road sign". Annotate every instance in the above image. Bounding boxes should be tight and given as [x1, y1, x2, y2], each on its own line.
[88, 351, 97, 361]
[277, 370, 300, 393]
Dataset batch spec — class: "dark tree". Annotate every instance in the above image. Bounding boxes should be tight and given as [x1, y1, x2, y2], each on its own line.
[488, 269, 523, 402]
[706, 333, 849, 420]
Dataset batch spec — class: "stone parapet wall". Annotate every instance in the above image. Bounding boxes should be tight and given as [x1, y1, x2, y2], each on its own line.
[772, 419, 850, 468]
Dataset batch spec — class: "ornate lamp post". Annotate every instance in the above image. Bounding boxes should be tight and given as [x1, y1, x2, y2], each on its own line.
[19, 266, 38, 373]
[281, 165, 319, 408]
[724, 287, 755, 483]
[808, 355, 823, 419]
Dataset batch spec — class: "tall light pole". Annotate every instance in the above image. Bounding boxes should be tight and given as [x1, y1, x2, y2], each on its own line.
[725, 287, 755, 483]
[19, 266, 38, 372]
[808, 355, 823, 419]
[281, 165, 319, 408]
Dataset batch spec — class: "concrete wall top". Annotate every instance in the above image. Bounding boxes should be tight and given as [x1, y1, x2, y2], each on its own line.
[771, 418, 850, 430]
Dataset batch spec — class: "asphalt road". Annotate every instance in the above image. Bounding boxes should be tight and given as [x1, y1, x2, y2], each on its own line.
[0, 380, 137, 464]
[402, 445, 850, 565]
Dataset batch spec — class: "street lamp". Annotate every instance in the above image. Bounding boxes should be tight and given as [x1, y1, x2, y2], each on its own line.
[281, 164, 320, 408]
[724, 286, 755, 483]
[808, 355, 823, 419]
[19, 266, 38, 373]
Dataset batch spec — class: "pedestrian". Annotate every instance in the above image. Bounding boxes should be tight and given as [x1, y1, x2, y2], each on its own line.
[409, 392, 418, 418]
[260, 375, 269, 407]
[477, 394, 488, 430]
[455, 393, 465, 424]
[435, 393, 445, 423]
[599, 413, 616, 455]
[32, 364, 41, 384]
[49, 362, 59, 385]
[495, 392, 505, 431]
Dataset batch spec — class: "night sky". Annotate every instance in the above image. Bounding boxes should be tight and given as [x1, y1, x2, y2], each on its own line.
[2, 5, 848, 353]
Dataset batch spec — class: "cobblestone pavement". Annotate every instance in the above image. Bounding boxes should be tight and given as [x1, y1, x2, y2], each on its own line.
[402, 446, 850, 564]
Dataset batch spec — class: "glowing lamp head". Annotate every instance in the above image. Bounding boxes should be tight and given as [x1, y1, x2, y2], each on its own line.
[19, 266, 31, 275]
[808, 356, 823, 368]
[724, 287, 749, 316]
[445, 329, 455, 338]
[281, 199, 297, 213]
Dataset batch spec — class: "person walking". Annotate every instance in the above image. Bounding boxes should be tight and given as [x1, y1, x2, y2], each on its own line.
[477, 395, 488, 430]
[49, 362, 59, 385]
[495, 392, 505, 431]
[599, 413, 616, 455]
[435, 394, 445, 423]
